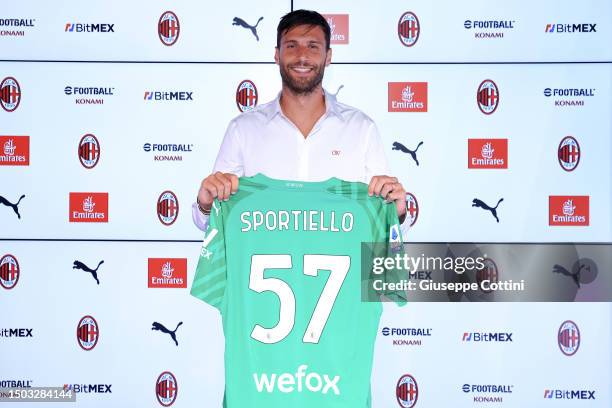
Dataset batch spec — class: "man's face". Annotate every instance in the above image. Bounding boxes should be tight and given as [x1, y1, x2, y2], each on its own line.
[275, 24, 332, 95]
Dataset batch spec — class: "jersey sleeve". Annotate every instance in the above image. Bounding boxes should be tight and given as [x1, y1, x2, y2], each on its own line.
[381, 202, 409, 306]
[190, 199, 227, 311]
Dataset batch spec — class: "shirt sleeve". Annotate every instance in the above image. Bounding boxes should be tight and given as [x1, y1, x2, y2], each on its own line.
[190, 199, 227, 311]
[364, 121, 390, 182]
[192, 119, 245, 232]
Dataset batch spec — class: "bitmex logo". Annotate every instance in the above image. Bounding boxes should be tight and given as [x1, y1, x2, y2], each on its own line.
[0, 136, 29, 166]
[253, 365, 340, 395]
[323, 14, 349, 44]
[388, 82, 428, 112]
[545, 23, 596, 33]
[63, 384, 112, 394]
[69, 193, 108, 223]
[549, 196, 589, 226]
[462, 332, 513, 342]
[544, 389, 595, 399]
[148, 258, 187, 288]
[144, 91, 193, 101]
[468, 139, 507, 169]
[65, 23, 115, 32]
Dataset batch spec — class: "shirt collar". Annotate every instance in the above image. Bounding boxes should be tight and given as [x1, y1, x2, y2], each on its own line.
[263, 88, 346, 123]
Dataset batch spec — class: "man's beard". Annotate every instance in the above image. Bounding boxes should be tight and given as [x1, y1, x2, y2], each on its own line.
[279, 63, 325, 95]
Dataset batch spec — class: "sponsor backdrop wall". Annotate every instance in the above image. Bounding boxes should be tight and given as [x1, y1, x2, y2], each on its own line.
[1, 0, 611, 407]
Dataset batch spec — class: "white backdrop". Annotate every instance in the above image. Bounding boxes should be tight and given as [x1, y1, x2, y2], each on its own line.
[1, 1, 611, 407]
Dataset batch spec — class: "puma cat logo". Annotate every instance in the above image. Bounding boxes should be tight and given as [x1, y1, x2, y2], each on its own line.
[152, 321, 183, 346]
[232, 17, 264, 41]
[0, 194, 25, 219]
[73, 260, 104, 285]
[472, 198, 504, 223]
[392, 141, 424, 166]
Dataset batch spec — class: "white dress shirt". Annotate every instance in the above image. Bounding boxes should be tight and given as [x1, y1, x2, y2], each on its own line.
[192, 89, 410, 237]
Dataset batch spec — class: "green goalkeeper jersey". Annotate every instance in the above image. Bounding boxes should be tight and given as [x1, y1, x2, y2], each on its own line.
[190, 173, 405, 407]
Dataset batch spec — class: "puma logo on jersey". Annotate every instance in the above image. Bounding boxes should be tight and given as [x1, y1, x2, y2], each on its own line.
[253, 365, 340, 395]
[200, 228, 218, 259]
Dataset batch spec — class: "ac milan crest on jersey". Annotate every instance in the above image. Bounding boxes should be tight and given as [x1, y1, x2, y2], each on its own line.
[157, 191, 179, 226]
[477, 79, 499, 115]
[558, 136, 580, 172]
[549, 196, 589, 226]
[397, 12, 420, 47]
[477, 258, 498, 293]
[0, 135, 29, 166]
[78, 134, 100, 169]
[76, 315, 99, 351]
[1, 77, 21, 112]
[156, 371, 178, 406]
[236, 80, 258, 113]
[405, 193, 419, 227]
[0, 254, 20, 290]
[558, 320, 580, 356]
[396, 374, 419, 407]
[158, 11, 180, 46]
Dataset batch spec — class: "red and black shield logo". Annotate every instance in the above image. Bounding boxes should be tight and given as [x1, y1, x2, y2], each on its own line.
[78, 134, 101, 169]
[0, 254, 20, 290]
[236, 80, 258, 113]
[558, 136, 580, 172]
[397, 12, 420, 47]
[1, 77, 21, 112]
[396, 374, 418, 407]
[76, 315, 99, 351]
[477, 79, 499, 115]
[156, 371, 178, 406]
[157, 191, 179, 226]
[158, 11, 180, 46]
[405, 192, 419, 227]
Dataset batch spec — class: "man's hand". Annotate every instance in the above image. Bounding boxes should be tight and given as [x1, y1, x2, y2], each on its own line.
[368, 175, 407, 223]
[197, 172, 239, 212]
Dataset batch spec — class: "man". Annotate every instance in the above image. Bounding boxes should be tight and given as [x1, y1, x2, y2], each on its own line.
[193, 9, 410, 235]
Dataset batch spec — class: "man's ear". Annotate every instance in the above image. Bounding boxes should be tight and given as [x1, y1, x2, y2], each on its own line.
[274, 47, 280, 65]
[325, 47, 332, 67]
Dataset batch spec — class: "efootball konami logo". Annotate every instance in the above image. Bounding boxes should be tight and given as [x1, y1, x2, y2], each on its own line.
[397, 12, 420, 47]
[557, 136, 580, 172]
[396, 374, 418, 407]
[0, 18, 36, 37]
[0, 254, 20, 290]
[236, 80, 258, 113]
[477, 80, 499, 114]
[1, 77, 21, 112]
[156, 371, 178, 406]
[158, 11, 180, 46]
[78, 134, 101, 169]
[76, 315, 99, 351]
[558, 320, 580, 356]
[157, 191, 179, 226]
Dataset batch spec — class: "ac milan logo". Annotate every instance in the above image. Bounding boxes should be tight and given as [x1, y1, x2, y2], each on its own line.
[396, 374, 418, 407]
[76, 315, 99, 351]
[477, 258, 498, 293]
[405, 192, 419, 227]
[156, 371, 178, 406]
[157, 191, 179, 226]
[558, 320, 580, 356]
[1, 77, 21, 112]
[158, 11, 180, 46]
[0, 254, 20, 290]
[397, 12, 420, 47]
[78, 134, 101, 169]
[236, 80, 258, 113]
[477, 79, 499, 115]
[558, 136, 580, 172]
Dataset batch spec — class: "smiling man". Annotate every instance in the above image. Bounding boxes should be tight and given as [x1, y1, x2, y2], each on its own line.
[192, 9, 409, 233]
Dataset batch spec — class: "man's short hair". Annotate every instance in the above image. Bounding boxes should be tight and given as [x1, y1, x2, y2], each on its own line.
[276, 9, 331, 50]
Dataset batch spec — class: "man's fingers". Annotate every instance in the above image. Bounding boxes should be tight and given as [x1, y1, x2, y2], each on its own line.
[369, 176, 398, 196]
[214, 173, 232, 201]
[229, 174, 239, 194]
